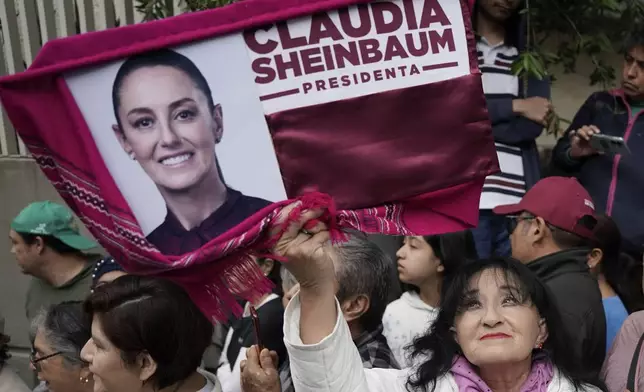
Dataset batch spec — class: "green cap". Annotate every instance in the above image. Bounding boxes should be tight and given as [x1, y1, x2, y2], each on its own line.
[11, 201, 98, 251]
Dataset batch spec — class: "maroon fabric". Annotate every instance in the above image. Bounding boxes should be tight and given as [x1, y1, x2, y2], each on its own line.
[268, 74, 496, 209]
[0, 0, 497, 321]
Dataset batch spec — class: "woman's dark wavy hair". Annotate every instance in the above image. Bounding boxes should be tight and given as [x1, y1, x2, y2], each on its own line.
[593, 214, 644, 313]
[406, 257, 605, 392]
[84, 275, 213, 391]
[403, 231, 478, 294]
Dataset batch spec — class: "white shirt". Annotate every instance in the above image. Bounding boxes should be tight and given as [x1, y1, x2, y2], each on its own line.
[382, 291, 438, 367]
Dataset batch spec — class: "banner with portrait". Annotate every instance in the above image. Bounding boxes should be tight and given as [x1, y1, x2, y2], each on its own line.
[0, 0, 498, 320]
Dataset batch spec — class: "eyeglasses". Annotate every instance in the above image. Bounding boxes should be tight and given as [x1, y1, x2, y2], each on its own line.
[505, 215, 536, 234]
[30, 349, 63, 372]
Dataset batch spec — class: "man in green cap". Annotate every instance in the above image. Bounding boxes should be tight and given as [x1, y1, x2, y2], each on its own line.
[9, 201, 100, 322]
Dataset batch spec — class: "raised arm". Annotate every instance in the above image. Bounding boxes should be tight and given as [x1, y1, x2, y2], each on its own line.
[270, 205, 406, 392]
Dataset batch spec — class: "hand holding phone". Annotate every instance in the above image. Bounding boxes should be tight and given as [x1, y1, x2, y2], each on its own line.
[589, 133, 630, 156]
[249, 306, 264, 354]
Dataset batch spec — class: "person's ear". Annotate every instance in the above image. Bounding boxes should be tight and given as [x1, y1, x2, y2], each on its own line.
[535, 318, 549, 348]
[533, 217, 549, 242]
[586, 248, 603, 272]
[33, 236, 46, 255]
[339, 294, 370, 323]
[212, 104, 223, 143]
[112, 125, 134, 158]
[258, 258, 275, 277]
[137, 352, 157, 383]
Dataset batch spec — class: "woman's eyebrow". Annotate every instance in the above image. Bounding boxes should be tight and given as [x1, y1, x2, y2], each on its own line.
[168, 97, 196, 111]
[126, 107, 154, 117]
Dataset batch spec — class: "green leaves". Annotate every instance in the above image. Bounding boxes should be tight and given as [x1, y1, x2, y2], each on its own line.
[135, 0, 237, 19]
[512, 52, 548, 81]
[515, 0, 643, 89]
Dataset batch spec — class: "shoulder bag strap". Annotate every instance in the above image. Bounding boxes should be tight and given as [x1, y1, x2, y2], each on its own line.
[626, 333, 644, 392]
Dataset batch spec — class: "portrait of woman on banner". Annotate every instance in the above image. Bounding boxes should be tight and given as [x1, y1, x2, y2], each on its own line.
[110, 49, 272, 256]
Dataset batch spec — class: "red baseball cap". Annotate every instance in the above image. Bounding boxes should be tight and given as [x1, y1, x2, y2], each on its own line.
[493, 177, 597, 239]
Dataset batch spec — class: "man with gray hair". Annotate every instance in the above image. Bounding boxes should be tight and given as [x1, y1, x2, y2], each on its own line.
[269, 233, 399, 392]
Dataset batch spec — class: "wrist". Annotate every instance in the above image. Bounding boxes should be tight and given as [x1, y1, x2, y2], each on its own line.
[567, 147, 583, 160]
[299, 279, 336, 300]
[512, 99, 525, 115]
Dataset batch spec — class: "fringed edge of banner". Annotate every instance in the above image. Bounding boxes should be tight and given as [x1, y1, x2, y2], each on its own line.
[177, 191, 351, 322]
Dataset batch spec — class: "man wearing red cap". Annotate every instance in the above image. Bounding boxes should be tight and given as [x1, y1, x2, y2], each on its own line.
[493, 176, 606, 376]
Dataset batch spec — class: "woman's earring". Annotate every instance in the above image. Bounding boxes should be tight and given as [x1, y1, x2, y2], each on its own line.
[79, 376, 90, 383]
[129, 152, 136, 160]
[536, 342, 543, 349]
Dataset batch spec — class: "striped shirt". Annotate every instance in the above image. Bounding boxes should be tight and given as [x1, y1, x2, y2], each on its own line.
[477, 37, 526, 209]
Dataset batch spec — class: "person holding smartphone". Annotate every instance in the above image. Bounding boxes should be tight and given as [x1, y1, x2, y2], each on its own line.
[552, 25, 644, 261]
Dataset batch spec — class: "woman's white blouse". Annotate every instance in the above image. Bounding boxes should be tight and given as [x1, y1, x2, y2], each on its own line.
[283, 293, 602, 392]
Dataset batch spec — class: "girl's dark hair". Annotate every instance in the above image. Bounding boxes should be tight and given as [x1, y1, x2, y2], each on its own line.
[84, 275, 214, 390]
[403, 231, 478, 294]
[112, 48, 216, 129]
[593, 214, 644, 313]
[258, 257, 283, 297]
[406, 257, 604, 392]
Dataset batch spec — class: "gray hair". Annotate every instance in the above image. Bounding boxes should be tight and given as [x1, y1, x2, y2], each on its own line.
[334, 233, 394, 331]
[30, 302, 91, 368]
[280, 267, 299, 292]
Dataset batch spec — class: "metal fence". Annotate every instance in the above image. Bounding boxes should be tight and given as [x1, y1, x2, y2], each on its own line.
[0, 0, 184, 157]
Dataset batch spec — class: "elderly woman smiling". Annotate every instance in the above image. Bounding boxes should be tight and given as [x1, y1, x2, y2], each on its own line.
[265, 210, 605, 392]
[30, 302, 93, 392]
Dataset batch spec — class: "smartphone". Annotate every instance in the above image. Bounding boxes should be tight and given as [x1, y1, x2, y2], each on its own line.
[590, 134, 630, 155]
[249, 306, 264, 353]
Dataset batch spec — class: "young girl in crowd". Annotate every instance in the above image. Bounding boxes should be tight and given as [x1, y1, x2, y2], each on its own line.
[588, 214, 644, 351]
[382, 231, 478, 367]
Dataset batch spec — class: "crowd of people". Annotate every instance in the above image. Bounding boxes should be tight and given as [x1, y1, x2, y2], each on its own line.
[1, 1, 644, 392]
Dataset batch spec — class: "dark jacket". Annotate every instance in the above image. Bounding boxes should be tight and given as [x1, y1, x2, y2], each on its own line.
[551, 90, 644, 256]
[527, 248, 607, 376]
[474, 0, 551, 190]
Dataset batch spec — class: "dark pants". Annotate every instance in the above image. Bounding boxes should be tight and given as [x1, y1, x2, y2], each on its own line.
[472, 210, 511, 259]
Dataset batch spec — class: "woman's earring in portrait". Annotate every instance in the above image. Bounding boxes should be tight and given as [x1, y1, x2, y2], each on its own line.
[535, 341, 543, 350]
[80, 376, 90, 383]
[129, 152, 136, 161]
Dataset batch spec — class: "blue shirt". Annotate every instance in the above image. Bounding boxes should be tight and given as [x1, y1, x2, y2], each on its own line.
[603, 295, 629, 352]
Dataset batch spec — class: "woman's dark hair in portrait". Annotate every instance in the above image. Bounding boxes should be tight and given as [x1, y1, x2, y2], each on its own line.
[84, 275, 214, 390]
[593, 214, 644, 313]
[111, 48, 216, 128]
[402, 230, 479, 296]
[406, 257, 605, 392]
